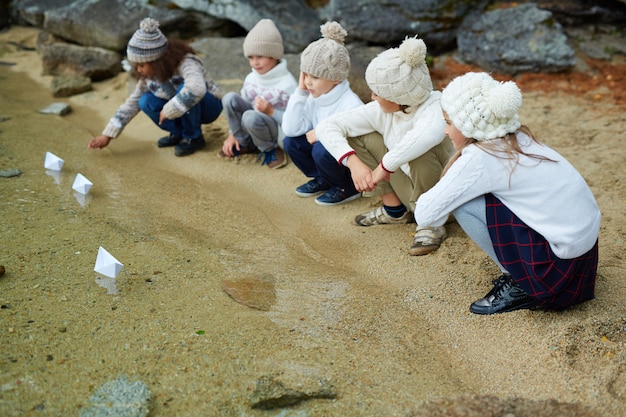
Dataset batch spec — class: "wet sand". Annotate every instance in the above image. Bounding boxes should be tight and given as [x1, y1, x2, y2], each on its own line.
[1, 27, 625, 416]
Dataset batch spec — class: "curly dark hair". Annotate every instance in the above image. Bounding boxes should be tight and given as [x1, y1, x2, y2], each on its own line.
[130, 39, 195, 83]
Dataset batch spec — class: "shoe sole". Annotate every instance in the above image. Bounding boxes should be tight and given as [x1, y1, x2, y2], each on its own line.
[469, 299, 540, 315]
[295, 190, 325, 197]
[314, 192, 361, 207]
[408, 244, 440, 256]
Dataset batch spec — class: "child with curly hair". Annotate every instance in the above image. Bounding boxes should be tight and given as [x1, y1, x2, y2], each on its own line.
[88, 17, 223, 157]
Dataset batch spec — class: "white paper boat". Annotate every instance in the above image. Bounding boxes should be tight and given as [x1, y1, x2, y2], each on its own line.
[94, 246, 123, 279]
[72, 173, 93, 195]
[44, 151, 64, 171]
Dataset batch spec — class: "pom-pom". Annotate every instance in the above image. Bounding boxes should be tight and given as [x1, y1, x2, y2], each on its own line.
[398, 36, 427, 68]
[488, 80, 522, 118]
[140, 17, 160, 34]
[320, 21, 347, 45]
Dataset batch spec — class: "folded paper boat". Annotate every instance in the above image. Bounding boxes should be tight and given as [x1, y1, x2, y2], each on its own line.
[44, 151, 64, 171]
[94, 246, 123, 279]
[72, 173, 93, 195]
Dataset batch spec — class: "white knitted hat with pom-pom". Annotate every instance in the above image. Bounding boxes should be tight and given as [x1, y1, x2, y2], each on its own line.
[365, 36, 433, 107]
[441, 72, 522, 141]
[300, 21, 351, 81]
[127, 18, 168, 63]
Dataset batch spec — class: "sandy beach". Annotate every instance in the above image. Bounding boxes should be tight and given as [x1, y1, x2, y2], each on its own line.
[1, 26, 625, 416]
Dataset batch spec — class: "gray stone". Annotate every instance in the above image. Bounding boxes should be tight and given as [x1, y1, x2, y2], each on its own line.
[50, 75, 92, 97]
[250, 369, 336, 410]
[39, 102, 72, 115]
[319, 0, 489, 53]
[37, 31, 122, 81]
[457, 3, 575, 74]
[10, 0, 75, 27]
[43, 0, 188, 51]
[79, 375, 152, 417]
[172, 0, 320, 53]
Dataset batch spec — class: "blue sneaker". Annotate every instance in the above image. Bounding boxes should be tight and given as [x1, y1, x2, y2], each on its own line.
[295, 179, 330, 197]
[315, 187, 361, 206]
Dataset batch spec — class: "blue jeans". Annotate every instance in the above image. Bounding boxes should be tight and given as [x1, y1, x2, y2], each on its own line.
[138, 84, 222, 139]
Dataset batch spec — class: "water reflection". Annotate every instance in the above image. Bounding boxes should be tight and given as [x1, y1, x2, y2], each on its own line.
[95, 275, 118, 294]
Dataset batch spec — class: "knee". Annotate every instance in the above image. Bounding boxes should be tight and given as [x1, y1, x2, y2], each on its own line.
[221, 92, 237, 108]
[241, 110, 259, 129]
[283, 136, 294, 153]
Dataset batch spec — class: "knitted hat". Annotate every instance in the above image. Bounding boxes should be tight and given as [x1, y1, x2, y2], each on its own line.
[127, 18, 168, 63]
[300, 21, 350, 81]
[441, 72, 522, 141]
[365, 36, 432, 107]
[243, 19, 284, 60]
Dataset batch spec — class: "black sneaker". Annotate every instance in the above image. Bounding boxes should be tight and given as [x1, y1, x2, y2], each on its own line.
[470, 275, 540, 315]
[174, 136, 206, 157]
[295, 179, 330, 197]
[157, 133, 182, 147]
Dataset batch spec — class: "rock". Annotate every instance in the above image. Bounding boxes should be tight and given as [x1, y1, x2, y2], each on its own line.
[0, 265, 5, 277]
[221, 275, 276, 311]
[250, 368, 336, 410]
[171, 0, 320, 53]
[457, 3, 575, 74]
[0, 169, 22, 178]
[50, 75, 92, 98]
[37, 31, 122, 81]
[79, 375, 152, 417]
[320, 0, 490, 54]
[39, 102, 72, 115]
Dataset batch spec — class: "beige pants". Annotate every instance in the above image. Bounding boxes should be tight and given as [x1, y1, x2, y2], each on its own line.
[347, 132, 453, 212]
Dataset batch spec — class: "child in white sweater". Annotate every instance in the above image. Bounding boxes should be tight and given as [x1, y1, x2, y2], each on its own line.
[282, 21, 363, 202]
[316, 36, 452, 255]
[414, 72, 600, 314]
[219, 19, 297, 169]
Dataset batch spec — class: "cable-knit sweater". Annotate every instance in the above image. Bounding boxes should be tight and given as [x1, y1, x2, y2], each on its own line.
[102, 54, 221, 138]
[413, 132, 601, 259]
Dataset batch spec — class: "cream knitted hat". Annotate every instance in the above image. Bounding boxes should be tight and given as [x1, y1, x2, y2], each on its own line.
[243, 19, 284, 60]
[127, 18, 168, 63]
[365, 36, 432, 107]
[441, 72, 522, 141]
[300, 21, 350, 81]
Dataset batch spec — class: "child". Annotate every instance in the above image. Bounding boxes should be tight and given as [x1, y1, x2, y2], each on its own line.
[88, 18, 223, 157]
[316, 36, 452, 256]
[414, 72, 600, 315]
[282, 21, 363, 198]
[219, 19, 297, 169]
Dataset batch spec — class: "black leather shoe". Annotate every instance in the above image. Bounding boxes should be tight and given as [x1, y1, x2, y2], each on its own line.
[174, 136, 206, 156]
[470, 275, 539, 315]
[157, 133, 182, 147]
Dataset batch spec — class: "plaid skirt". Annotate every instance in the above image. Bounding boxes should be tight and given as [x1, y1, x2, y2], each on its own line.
[485, 194, 598, 310]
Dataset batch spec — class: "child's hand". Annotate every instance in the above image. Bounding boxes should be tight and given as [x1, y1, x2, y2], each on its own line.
[346, 155, 376, 192]
[371, 164, 391, 184]
[221, 134, 240, 157]
[254, 97, 274, 116]
[298, 71, 307, 90]
[306, 129, 317, 144]
[88, 135, 112, 149]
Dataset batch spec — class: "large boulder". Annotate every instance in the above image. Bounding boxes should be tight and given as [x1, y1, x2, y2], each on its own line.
[171, 0, 320, 53]
[457, 3, 575, 74]
[318, 0, 490, 54]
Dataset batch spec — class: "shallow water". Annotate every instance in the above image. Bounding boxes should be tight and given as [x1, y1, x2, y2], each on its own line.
[0, 63, 468, 416]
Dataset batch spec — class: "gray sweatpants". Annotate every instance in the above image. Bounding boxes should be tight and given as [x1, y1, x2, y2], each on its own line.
[222, 92, 279, 152]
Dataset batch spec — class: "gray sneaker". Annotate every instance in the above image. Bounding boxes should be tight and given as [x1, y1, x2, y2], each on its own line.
[354, 206, 412, 226]
[408, 225, 446, 256]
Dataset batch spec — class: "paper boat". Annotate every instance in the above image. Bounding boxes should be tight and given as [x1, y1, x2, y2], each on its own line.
[94, 246, 123, 279]
[44, 151, 64, 171]
[72, 173, 93, 195]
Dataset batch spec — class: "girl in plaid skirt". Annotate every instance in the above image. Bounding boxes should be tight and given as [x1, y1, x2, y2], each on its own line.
[414, 72, 600, 315]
